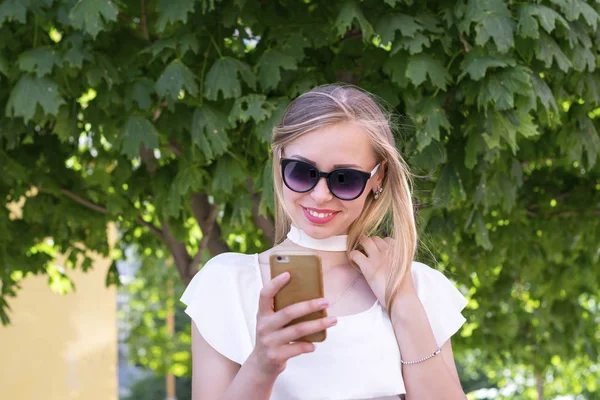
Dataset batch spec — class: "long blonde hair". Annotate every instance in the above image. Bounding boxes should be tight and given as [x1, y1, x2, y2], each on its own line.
[271, 84, 417, 317]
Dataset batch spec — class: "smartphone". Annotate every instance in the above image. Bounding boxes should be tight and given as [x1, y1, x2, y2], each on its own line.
[269, 252, 327, 342]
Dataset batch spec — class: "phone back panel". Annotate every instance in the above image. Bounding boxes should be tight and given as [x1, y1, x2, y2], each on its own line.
[270, 253, 327, 342]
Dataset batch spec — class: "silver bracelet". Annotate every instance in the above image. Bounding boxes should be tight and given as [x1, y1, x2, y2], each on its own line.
[400, 346, 441, 365]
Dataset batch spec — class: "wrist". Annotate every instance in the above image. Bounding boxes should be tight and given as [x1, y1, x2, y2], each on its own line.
[245, 352, 280, 385]
[390, 291, 421, 322]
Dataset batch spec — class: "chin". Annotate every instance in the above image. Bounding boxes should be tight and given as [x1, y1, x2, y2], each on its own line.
[296, 219, 347, 239]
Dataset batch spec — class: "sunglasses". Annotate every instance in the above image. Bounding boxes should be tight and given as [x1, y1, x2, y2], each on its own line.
[280, 158, 381, 201]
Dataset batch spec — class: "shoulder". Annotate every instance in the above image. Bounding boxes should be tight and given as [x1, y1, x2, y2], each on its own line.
[409, 261, 469, 347]
[181, 252, 259, 306]
[194, 252, 258, 280]
[410, 261, 463, 291]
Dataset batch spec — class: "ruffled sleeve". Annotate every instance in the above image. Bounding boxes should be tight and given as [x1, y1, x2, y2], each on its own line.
[412, 262, 469, 348]
[180, 253, 258, 365]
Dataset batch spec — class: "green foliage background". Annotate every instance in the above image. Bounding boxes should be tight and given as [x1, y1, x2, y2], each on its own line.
[1, 0, 599, 397]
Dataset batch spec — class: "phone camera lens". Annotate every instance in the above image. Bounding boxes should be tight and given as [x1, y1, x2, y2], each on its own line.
[276, 256, 282, 261]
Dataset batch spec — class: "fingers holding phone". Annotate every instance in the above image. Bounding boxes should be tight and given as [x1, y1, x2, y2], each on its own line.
[250, 252, 335, 378]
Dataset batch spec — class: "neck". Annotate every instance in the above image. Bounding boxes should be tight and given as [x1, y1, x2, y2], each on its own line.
[285, 225, 352, 275]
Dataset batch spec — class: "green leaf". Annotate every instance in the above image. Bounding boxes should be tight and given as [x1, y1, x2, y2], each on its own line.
[17, 46, 60, 77]
[280, 32, 311, 62]
[174, 163, 204, 196]
[376, 14, 422, 44]
[119, 116, 159, 159]
[464, 125, 487, 169]
[477, 66, 531, 111]
[535, 32, 571, 72]
[474, 211, 493, 250]
[156, 0, 196, 33]
[571, 45, 596, 72]
[259, 162, 274, 216]
[334, 1, 374, 41]
[204, 57, 255, 101]
[458, 48, 516, 81]
[558, 117, 600, 168]
[191, 105, 230, 160]
[63, 44, 93, 69]
[391, 32, 431, 55]
[433, 164, 466, 208]
[53, 104, 79, 142]
[465, 0, 515, 53]
[550, 0, 600, 30]
[212, 155, 246, 193]
[5, 75, 65, 123]
[155, 60, 198, 101]
[69, 0, 119, 38]
[126, 78, 154, 111]
[518, 4, 569, 39]
[143, 38, 178, 62]
[0, 56, 8, 77]
[257, 50, 297, 91]
[483, 111, 537, 153]
[408, 96, 451, 151]
[255, 99, 289, 143]
[179, 33, 200, 56]
[383, 54, 409, 88]
[0, 0, 27, 26]
[531, 74, 559, 114]
[406, 54, 451, 90]
[229, 94, 272, 125]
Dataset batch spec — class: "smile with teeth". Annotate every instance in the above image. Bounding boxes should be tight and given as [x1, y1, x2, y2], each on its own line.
[307, 209, 334, 218]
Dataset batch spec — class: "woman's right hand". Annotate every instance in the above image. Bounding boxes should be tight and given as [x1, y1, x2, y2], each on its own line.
[249, 272, 338, 379]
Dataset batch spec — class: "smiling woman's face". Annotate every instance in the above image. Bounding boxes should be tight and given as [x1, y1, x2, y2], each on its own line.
[281, 121, 383, 239]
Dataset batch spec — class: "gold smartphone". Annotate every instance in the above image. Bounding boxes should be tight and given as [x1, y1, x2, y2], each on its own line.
[269, 252, 327, 342]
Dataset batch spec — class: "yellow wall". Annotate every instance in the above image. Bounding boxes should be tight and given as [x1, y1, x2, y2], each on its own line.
[0, 251, 117, 399]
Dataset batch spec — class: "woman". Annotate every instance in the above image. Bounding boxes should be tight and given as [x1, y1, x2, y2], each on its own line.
[181, 85, 468, 399]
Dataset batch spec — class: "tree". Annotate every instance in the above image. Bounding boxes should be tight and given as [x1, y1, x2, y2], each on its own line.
[1, 0, 598, 397]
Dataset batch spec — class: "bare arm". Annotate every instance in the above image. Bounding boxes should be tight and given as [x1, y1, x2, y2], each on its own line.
[391, 294, 466, 399]
[191, 322, 277, 400]
[190, 271, 335, 400]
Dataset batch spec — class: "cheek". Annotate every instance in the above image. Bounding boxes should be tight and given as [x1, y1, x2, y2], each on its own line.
[282, 187, 303, 209]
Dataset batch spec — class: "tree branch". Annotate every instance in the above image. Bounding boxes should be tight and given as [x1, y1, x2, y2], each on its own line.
[140, 0, 150, 41]
[189, 203, 220, 273]
[39, 187, 164, 238]
[246, 178, 276, 245]
[161, 219, 193, 284]
[59, 188, 108, 214]
[190, 193, 229, 256]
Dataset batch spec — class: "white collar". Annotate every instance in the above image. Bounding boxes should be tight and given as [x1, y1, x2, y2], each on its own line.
[286, 225, 348, 252]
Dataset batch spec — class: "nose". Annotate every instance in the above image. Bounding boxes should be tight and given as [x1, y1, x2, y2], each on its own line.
[310, 177, 334, 203]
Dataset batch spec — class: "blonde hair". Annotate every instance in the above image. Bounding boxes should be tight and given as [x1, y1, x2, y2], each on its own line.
[271, 84, 418, 317]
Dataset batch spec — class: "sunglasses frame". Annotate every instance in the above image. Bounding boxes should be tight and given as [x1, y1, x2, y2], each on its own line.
[280, 158, 381, 201]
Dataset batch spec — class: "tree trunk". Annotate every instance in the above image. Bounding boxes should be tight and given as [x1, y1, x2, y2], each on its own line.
[535, 371, 544, 400]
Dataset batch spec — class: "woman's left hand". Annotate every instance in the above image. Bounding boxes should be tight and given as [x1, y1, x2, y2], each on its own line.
[349, 236, 416, 306]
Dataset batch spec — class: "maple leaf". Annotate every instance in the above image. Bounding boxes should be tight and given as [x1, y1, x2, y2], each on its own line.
[204, 57, 256, 100]
[406, 54, 451, 90]
[69, 0, 119, 38]
[0, 0, 27, 26]
[5, 75, 65, 123]
[17, 46, 60, 77]
[156, 0, 196, 33]
[257, 50, 297, 91]
[191, 105, 230, 160]
[119, 116, 159, 159]
[155, 60, 198, 101]
[464, 0, 515, 53]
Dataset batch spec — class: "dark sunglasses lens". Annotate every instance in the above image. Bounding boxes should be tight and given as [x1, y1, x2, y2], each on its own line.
[283, 161, 318, 192]
[329, 170, 365, 199]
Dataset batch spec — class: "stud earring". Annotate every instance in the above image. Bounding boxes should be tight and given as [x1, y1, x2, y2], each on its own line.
[374, 187, 383, 200]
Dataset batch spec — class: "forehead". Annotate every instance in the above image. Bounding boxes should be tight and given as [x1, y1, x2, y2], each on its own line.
[283, 122, 376, 170]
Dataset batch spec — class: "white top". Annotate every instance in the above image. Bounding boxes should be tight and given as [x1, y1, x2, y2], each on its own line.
[181, 252, 468, 400]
